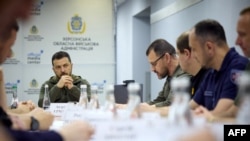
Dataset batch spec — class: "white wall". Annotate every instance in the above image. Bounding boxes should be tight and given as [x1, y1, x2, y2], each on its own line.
[116, 0, 250, 101]
[116, 0, 151, 84]
[3, 0, 115, 105]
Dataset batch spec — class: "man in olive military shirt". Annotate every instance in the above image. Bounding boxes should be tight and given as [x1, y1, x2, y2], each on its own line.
[145, 39, 191, 107]
[38, 51, 91, 107]
[115, 39, 191, 110]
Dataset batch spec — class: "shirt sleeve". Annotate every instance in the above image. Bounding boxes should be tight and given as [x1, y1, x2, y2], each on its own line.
[7, 129, 63, 141]
[147, 90, 166, 105]
[147, 78, 172, 107]
[219, 70, 239, 100]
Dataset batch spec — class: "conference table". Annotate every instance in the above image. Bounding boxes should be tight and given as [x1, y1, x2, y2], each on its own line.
[48, 102, 225, 141]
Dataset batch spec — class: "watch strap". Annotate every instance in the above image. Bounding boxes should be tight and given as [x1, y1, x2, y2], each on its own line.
[30, 116, 39, 131]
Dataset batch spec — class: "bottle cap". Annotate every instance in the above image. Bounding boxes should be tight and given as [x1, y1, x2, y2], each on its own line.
[171, 76, 190, 90]
[237, 72, 250, 95]
[127, 83, 140, 93]
[81, 84, 87, 88]
[91, 85, 98, 90]
[237, 72, 250, 86]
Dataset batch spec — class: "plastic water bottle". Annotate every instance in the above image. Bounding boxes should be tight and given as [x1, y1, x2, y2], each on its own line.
[236, 72, 250, 124]
[79, 84, 88, 108]
[43, 84, 51, 110]
[168, 76, 192, 126]
[103, 84, 116, 115]
[10, 85, 18, 109]
[89, 85, 100, 109]
[126, 83, 141, 118]
[97, 80, 106, 106]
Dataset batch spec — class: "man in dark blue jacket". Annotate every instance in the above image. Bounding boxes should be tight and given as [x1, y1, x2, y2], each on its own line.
[189, 19, 249, 115]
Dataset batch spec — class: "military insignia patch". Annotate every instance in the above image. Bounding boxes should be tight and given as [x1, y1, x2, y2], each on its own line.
[230, 69, 242, 84]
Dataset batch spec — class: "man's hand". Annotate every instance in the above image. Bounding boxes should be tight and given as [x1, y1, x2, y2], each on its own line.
[8, 100, 36, 114]
[28, 107, 54, 130]
[139, 103, 156, 112]
[10, 115, 26, 130]
[57, 75, 73, 89]
[58, 120, 95, 141]
[115, 103, 127, 109]
[17, 100, 36, 112]
[193, 106, 215, 122]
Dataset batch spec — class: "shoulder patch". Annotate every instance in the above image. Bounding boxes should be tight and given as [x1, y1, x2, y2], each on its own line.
[230, 69, 243, 84]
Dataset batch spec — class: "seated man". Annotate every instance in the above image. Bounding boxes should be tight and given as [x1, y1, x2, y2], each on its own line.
[140, 31, 209, 115]
[0, 2, 95, 140]
[145, 39, 191, 107]
[0, 19, 54, 131]
[38, 51, 91, 107]
[175, 31, 209, 99]
[188, 19, 249, 115]
[116, 39, 191, 112]
[193, 6, 250, 123]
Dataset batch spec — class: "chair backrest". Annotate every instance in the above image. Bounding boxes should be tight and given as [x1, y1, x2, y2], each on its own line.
[114, 83, 143, 104]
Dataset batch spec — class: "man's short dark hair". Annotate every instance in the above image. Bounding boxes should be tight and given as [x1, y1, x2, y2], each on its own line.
[240, 6, 250, 15]
[176, 31, 190, 53]
[51, 51, 72, 65]
[194, 19, 227, 47]
[146, 39, 176, 57]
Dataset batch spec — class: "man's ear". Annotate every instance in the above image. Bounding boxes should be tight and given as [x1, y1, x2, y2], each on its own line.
[205, 41, 215, 55]
[165, 52, 171, 63]
[184, 48, 191, 58]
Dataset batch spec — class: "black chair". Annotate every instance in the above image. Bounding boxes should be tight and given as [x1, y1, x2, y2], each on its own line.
[114, 80, 143, 104]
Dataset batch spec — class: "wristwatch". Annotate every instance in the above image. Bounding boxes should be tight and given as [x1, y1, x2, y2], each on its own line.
[30, 116, 39, 131]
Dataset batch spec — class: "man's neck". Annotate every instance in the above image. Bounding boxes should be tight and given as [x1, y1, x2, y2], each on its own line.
[169, 59, 179, 76]
[191, 65, 202, 76]
[211, 46, 230, 71]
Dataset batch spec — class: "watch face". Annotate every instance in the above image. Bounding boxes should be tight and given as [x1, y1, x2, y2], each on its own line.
[31, 116, 39, 131]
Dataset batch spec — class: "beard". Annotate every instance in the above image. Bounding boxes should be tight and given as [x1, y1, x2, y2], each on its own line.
[57, 71, 71, 78]
[160, 70, 169, 79]
[61, 72, 68, 76]
[155, 68, 169, 79]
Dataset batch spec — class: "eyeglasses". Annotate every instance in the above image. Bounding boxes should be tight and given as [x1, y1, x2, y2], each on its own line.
[151, 53, 165, 67]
